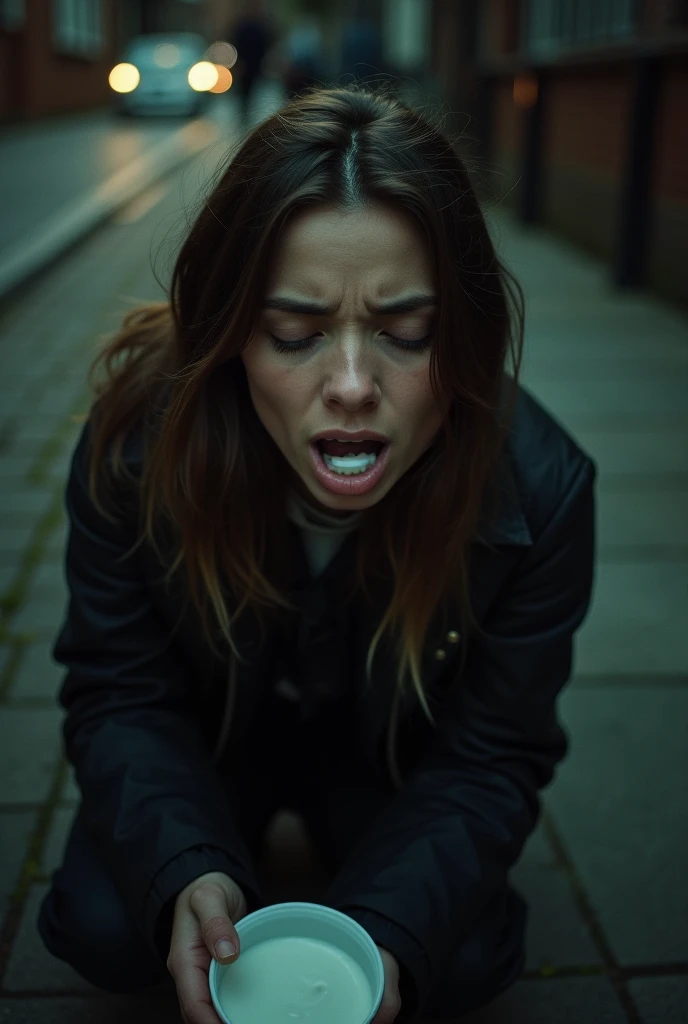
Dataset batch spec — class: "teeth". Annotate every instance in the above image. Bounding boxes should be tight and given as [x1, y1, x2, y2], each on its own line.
[322, 452, 378, 475]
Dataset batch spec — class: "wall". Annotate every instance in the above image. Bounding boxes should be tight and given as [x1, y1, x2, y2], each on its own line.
[0, 30, 21, 118]
[541, 67, 630, 261]
[647, 58, 688, 302]
[23, 0, 118, 117]
[489, 75, 521, 201]
[1, 0, 119, 121]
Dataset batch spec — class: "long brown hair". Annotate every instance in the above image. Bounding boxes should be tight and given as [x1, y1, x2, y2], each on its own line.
[86, 83, 523, 726]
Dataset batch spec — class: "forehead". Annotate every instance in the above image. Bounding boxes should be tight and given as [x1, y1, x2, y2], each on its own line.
[268, 204, 433, 295]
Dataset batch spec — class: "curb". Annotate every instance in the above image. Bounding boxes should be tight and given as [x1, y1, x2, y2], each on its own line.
[0, 117, 221, 303]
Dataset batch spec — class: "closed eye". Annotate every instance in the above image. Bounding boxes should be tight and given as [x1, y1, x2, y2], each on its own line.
[269, 331, 433, 354]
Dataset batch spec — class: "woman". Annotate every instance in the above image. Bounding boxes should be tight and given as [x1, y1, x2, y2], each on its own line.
[38, 85, 596, 1023]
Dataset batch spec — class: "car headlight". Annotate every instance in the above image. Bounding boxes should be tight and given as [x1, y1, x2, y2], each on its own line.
[109, 63, 140, 93]
[188, 61, 219, 92]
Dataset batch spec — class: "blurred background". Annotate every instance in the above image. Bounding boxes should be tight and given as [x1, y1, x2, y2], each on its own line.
[0, 3, 687, 1024]
[0, 0, 687, 303]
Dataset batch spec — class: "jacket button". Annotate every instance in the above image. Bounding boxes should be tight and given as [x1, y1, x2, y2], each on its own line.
[434, 648, 447, 661]
[446, 630, 460, 644]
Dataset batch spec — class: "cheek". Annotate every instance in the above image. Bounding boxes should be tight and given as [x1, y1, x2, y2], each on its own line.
[393, 365, 440, 422]
[246, 361, 307, 431]
[395, 373, 442, 453]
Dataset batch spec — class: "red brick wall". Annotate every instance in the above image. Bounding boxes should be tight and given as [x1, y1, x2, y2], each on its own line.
[488, 76, 521, 200]
[540, 69, 630, 259]
[544, 69, 629, 177]
[23, 0, 118, 117]
[647, 57, 688, 305]
[3, 0, 119, 120]
[653, 59, 688, 204]
[494, 76, 520, 155]
[0, 32, 20, 118]
[481, 0, 521, 57]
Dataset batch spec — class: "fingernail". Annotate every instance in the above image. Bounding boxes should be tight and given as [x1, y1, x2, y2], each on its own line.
[215, 939, 237, 961]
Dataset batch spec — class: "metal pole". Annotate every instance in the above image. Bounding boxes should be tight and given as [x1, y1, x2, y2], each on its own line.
[519, 71, 545, 224]
[613, 55, 660, 288]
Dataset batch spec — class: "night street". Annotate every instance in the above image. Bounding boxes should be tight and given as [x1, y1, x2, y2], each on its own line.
[1, 1, 687, 1022]
[1, 121, 686, 1021]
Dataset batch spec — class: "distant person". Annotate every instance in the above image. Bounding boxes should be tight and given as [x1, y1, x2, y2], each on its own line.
[228, 0, 273, 126]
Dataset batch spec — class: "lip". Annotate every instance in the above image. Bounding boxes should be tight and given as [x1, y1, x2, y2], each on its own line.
[309, 439, 391, 496]
[311, 429, 391, 444]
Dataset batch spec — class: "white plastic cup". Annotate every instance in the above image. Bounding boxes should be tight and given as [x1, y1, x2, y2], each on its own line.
[209, 901, 385, 1024]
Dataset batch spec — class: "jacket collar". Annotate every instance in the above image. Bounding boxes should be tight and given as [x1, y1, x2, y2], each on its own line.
[473, 437, 533, 548]
[473, 377, 533, 548]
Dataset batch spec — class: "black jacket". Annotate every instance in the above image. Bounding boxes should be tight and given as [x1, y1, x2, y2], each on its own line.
[53, 384, 596, 1018]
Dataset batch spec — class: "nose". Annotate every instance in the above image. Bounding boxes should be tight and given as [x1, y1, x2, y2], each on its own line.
[321, 343, 381, 412]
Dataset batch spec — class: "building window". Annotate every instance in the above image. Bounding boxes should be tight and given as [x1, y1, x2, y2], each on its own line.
[0, 0, 25, 31]
[53, 0, 103, 58]
[525, 0, 639, 54]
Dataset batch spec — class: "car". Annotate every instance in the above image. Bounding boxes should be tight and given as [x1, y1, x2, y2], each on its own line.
[110, 33, 210, 117]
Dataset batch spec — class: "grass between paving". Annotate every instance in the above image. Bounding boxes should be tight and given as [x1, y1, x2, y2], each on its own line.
[0, 759, 67, 985]
[0, 392, 88, 701]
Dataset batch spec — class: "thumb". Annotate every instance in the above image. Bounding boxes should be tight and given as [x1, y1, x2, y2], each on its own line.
[189, 881, 243, 965]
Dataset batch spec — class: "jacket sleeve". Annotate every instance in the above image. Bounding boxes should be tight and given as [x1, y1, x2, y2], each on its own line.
[53, 420, 263, 960]
[325, 457, 596, 1020]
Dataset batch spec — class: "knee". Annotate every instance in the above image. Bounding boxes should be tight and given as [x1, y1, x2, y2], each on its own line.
[38, 883, 165, 994]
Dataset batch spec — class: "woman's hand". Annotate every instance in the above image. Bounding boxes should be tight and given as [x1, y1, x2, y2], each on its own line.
[373, 946, 402, 1023]
[167, 871, 248, 1024]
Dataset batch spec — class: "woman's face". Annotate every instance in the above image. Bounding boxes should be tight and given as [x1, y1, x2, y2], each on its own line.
[241, 203, 443, 515]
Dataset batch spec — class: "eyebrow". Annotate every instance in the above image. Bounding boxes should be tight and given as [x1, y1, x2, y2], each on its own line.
[262, 293, 437, 315]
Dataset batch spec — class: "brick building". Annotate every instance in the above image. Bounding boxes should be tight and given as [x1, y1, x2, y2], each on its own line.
[431, 0, 688, 307]
[0, 0, 119, 119]
[0, 0, 238, 122]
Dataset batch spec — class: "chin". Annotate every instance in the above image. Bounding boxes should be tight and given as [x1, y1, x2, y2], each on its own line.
[310, 480, 392, 513]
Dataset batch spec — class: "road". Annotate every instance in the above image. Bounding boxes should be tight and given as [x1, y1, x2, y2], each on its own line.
[0, 82, 285, 299]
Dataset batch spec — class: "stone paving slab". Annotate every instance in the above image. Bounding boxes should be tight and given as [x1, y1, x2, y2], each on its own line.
[458, 976, 626, 1023]
[596, 488, 688, 551]
[0, 979, 629, 1024]
[39, 516, 69, 566]
[8, 642, 64, 703]
[5, 415, 69, 451]
[3, 885, 97, 994]
[0, 525, 39, 562]
[522, 374, 688, 422]
[0, 810, 35, 923]
[525, 324, 688, 360]
[528, 385, 688, 430]
[59, 768, 80, 806]
[572, 428, 688, 477]
[0, 989, 179, 1024]
[0, 489, 54, 522]
[575, 562, 688, 675]
[40, 807, 76, 878]
[10, 590, 69, 641]
[546, 687, 688, 965]
[0, 708, 63, 803]
[627, 976, 688, 1023]
[510, 825, 602, 969]
[0, 642, 12, 679]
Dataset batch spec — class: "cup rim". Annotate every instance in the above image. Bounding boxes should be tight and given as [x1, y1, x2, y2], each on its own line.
[209, 901, 384, 1024]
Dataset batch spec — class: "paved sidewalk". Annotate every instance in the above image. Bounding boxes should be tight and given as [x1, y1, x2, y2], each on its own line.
[0, 165, 686, 1021]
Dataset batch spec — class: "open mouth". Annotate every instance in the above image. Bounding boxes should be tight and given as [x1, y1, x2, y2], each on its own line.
[315, 438, 385, 476]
